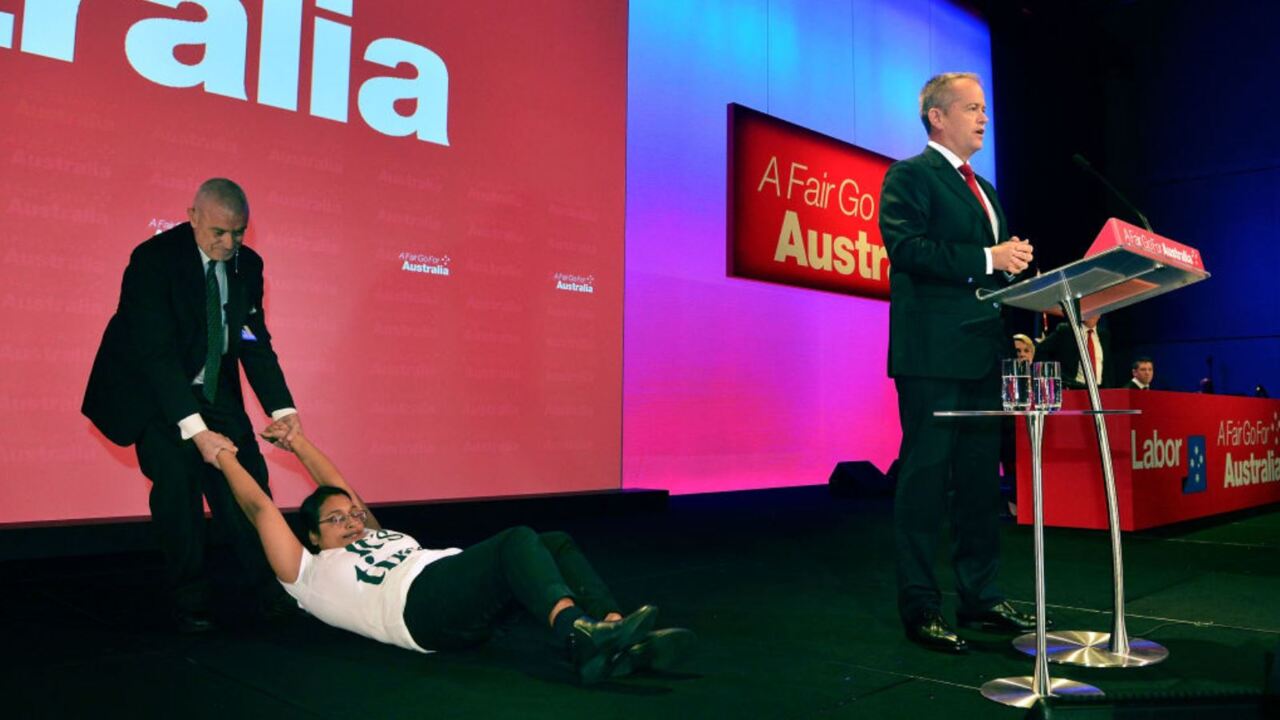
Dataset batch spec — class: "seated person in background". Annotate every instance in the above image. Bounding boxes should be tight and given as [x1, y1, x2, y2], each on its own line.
[1035, 316, 1119, 389]
[205, 420, 694, 685]
[1012, 333, 1035, 362]
[1127, 357, 1155, 390]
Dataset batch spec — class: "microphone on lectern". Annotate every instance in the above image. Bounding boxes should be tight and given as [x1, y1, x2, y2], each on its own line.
[1071, 153, 1153, 232]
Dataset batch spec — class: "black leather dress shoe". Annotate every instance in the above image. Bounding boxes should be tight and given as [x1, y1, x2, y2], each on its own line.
[175, 608, 216, 634]
[904, 611, 967, 653]
[957, 601, 1045, 633]
[568, 605, 658, 684]
[610, 627, 697, 677]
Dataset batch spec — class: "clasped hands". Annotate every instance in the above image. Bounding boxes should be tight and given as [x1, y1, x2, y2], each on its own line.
[991, 236, 1034, 274]
[192, 413, 303, 468]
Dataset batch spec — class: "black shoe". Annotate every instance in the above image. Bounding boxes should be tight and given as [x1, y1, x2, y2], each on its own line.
[568, 605, 658, 685]
[174, 607, 216, 634]
[904, 611, 967, 653]
[611, 628, 697, 677]
[957, 601, 1044, 633]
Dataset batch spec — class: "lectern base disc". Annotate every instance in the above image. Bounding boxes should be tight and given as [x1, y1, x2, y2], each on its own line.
[1013, 630, 1169, 667]
[980, 676, 1104, 708]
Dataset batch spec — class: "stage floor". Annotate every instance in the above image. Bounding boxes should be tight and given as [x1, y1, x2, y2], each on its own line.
[4, 487, 1277, 718]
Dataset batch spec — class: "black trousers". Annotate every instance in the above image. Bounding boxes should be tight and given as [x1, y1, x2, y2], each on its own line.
[134, 374, 274, 611]
[402, 527, 621, 651]
[999, 416, 1018, 504]
[893, 374, 1004, 624]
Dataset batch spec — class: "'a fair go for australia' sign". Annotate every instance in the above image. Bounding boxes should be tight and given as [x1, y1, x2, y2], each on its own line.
[728, 103, 893, 299]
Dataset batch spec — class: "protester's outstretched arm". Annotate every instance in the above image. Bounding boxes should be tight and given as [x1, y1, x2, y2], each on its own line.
[212, 446, 304, 583]
[261, 422, 382, 531]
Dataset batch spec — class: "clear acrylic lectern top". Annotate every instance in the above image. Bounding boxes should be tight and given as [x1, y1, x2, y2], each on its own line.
[976, 218, 1210, 318]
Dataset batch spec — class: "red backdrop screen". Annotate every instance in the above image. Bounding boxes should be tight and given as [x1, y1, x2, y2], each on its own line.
[0, 0, 628, 523]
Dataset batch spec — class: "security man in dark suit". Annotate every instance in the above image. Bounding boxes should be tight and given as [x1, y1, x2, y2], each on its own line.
[1126, 357, 1155, 390]
[83, 178, 300, 632]
[879, 73, 1040, 653]
[1036, 317, 1120, 389]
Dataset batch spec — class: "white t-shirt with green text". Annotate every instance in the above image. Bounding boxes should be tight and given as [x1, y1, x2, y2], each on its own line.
[281, 528, 462, 652]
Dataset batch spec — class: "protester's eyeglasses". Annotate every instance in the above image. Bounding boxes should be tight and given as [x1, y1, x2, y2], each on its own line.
[320, 509, 368, 527]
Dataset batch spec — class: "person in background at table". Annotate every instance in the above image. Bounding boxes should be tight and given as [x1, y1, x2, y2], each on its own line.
[1036, 316, 1119, 389]
[1127, 357, 1155, 390]
[1012, 333, 1035, 363]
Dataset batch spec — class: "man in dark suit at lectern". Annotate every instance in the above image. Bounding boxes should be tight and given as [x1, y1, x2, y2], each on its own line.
[83, 178, 301, 633]
[879, 73, 1040, 653]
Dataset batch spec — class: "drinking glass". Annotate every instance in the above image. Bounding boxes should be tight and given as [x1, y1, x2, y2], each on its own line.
[1002, 358, 1031, 411]
[1034, 361, 1062, 411]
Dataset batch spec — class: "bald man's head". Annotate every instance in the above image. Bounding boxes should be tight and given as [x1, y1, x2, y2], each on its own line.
[188, 178, 249, 261]
[192, 178, 249, 217]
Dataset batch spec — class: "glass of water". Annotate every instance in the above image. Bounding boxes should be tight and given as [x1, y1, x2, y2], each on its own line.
[1034, 361, 1062, 411]
[1002, 358, 1032, 411]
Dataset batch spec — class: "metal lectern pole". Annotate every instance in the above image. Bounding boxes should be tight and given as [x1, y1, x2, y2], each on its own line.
[1011, 284, 1168, 668]
[981, 411, 1102, 708]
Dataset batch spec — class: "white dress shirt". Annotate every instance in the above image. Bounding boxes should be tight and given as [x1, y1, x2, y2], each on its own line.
[178, 248, 295, 439]
[928, 141, 999, 274]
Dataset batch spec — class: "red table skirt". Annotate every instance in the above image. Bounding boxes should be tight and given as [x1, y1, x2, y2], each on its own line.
[1015, 390, 1280, 530]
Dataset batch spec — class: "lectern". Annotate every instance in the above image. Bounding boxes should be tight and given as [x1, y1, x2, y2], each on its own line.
[978, 219, 1210, 673]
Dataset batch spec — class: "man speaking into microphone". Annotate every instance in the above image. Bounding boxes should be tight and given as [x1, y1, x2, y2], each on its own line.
[84, 178, 300, 632]
[879, 73, 1039, 653]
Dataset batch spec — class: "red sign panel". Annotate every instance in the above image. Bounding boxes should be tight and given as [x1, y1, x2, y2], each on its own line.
[728, 104, 893, 299]
[1086, 218, 1207, 272]
[1017, 390, 1280, 530]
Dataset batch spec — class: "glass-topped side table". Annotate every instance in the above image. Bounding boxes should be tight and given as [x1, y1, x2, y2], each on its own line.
[933, 408, 1139, 708]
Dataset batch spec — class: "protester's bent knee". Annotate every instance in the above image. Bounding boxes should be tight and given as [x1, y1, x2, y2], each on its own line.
[539, 530, 573, 553]
[500, 525, 538, 547]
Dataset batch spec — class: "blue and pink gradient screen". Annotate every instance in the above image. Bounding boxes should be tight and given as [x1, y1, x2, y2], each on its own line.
[622, 0, 995, 495]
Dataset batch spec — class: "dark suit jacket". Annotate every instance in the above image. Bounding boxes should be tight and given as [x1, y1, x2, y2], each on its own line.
[881, 146, 1012, 380]
[83, 223, 294, 446]
[1035, 321, 1119, 389]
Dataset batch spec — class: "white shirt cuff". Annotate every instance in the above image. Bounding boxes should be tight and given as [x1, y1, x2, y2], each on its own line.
[271, 408, 298, 421]
[178, 413, 209, 440]
[983, 247, 994, 275]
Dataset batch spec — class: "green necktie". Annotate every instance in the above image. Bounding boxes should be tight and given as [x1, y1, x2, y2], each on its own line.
[203, 261, 222, 402]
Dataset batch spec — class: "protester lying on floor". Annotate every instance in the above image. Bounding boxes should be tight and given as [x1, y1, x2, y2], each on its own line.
[205, 420, 693, 684]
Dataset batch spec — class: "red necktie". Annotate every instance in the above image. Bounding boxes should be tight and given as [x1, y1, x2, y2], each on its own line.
[958, 163, 988, 212]
[1086, 328, 1100, 380]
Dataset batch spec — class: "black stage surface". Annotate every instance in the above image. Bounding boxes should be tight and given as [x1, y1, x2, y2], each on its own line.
[5, 486, 1278, 719]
